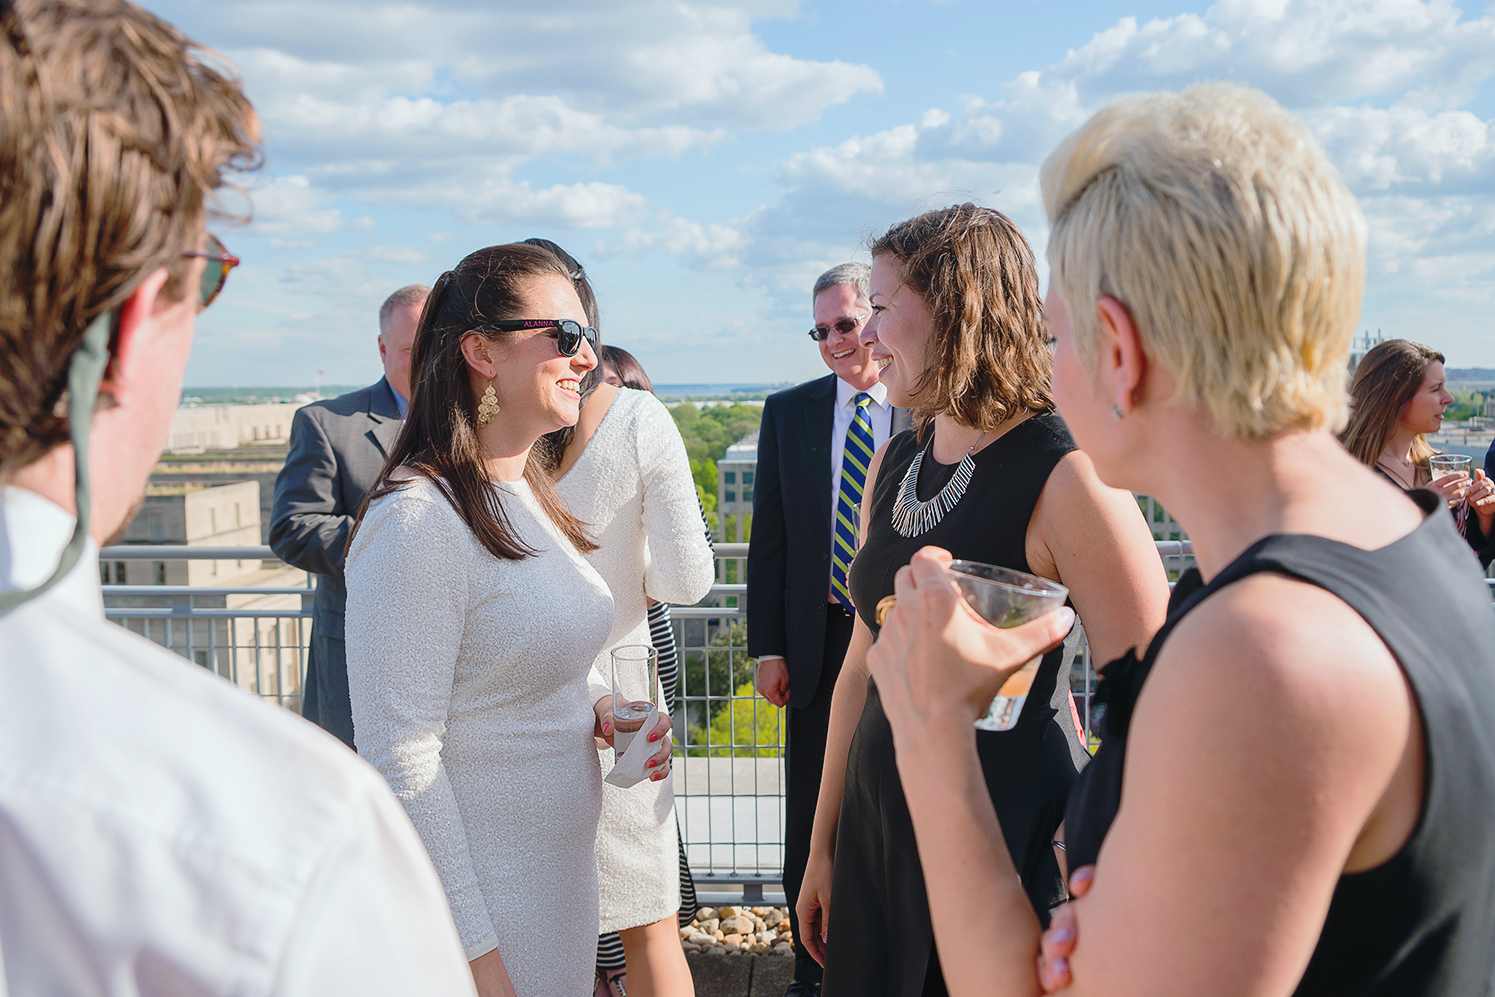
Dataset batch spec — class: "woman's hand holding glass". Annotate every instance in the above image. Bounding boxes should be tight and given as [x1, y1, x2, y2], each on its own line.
[593, 699, 674, 782]
[1428, 470, 1473, 508]
[865, 546, 1076, 752]
[1466, 468, 1495, 534]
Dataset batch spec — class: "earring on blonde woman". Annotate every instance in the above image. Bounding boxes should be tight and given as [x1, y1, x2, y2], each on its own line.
[477, 384, 500, 426]
[1111, 403, 1125, 420]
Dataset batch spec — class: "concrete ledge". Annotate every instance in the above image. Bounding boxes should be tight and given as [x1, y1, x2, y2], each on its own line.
[687, 953, 795, 997]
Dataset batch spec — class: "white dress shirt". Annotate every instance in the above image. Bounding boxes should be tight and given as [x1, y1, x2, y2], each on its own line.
[0, 485, 476, 996]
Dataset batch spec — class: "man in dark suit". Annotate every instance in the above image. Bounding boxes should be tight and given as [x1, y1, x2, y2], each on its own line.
[748, 263, 911, 997]
[271, 284, 428, 747]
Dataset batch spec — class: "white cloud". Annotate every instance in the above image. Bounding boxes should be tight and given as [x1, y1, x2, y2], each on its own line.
[245, 175, 344, 236]
[1310, 104, 1495, 191]
[612, 213, 751, 269]
[180, 0, 880, 127]
[366, 245, 429, 265]
[152, 0, 880, 232]
[465, 179, 649, 230]
[614, 0, 1495, 338]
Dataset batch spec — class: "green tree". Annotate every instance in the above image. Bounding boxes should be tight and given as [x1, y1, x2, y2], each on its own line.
[687, 681, 784, 757]
[680, 621, 754, 729]
[1445, 391, 1479, 422]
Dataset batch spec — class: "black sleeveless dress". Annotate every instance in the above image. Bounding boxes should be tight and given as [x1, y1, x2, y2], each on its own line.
[1067, 489, 1495, 995]
[825, 413, 1090, 997]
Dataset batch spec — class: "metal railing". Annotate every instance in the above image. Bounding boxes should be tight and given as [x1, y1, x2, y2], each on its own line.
[96, 541, 1125, 891]
[100, 537, 1491, 893]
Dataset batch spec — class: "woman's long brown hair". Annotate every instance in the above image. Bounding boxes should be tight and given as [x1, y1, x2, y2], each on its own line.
[1339, 339, 1445, 485]
[349, 243, 597, 560]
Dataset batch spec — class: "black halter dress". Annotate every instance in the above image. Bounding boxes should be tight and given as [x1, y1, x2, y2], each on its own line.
[824, 413, 1090, 997]
[1067, 489, 1495, 995]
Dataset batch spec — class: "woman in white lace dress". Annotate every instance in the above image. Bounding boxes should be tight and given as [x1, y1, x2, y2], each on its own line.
[553, 356, 715, 996]
[344, 243, 674, 997]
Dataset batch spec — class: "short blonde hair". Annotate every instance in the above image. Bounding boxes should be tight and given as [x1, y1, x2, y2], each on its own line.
[1040, 83, 1365, 438]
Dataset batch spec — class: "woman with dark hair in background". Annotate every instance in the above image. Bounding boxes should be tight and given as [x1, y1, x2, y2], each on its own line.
[601, 344, 653, 392]
[598, 344, 708, 979]
[1340, 338, 1495, 567]
[527, 243, 714, 997]
[796, 203, 1169, 997]
[344, 243, 674, 997]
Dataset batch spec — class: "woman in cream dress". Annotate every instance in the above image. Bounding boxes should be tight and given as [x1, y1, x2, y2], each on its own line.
[556, 374, 715, 997]
[345, 244, 674, 997]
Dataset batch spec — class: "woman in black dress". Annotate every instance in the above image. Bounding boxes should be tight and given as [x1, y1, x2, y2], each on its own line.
[1339, 338, 1495, 567]
[866, 84, 1495, 997]
[795, 204, 1170, 996]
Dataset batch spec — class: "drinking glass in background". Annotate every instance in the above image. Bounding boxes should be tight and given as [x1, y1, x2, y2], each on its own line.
[611, 644, 659, 755]
[1429, 454, 1474, 529]
[945, 561, 1070, 732]
[1429, 453, 1473, 485]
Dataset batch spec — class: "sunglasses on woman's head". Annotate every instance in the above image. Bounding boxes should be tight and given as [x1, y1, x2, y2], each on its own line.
[478, 319, 599, 358]
[180, 233, 240, 311]
[809, 315, 868, 341]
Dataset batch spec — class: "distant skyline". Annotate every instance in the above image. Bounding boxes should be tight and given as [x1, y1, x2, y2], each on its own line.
[161, 0, 1495, 386]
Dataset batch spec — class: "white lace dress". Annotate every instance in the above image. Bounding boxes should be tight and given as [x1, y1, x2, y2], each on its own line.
[558, 387, 716, 933]
[345, 475, 613, 995]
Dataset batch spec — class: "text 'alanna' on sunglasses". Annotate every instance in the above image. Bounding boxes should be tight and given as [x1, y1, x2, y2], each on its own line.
[808, 314, 869, 341]
[477, 319, 599, 357]
[180, 233, 240, 311]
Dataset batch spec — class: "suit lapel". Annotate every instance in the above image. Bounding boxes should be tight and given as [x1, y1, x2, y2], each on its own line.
[891, 407, 915, 436]
[802, 374, 836, 534]
[365, 378, 403, 458]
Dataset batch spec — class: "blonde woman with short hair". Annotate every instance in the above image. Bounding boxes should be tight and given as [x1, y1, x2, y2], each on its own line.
[864, 84, 1495, 997]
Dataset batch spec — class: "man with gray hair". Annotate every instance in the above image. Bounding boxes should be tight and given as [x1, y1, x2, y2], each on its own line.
[272, 284, 429, 746]
[747, 263, 909, 997]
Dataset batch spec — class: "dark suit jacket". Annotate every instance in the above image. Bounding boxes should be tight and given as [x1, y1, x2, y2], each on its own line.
[746, 374, 911, 709]
[271, 379, 401, 739]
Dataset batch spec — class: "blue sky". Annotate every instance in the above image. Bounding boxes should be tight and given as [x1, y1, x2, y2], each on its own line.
[158, 0, 1495, 387]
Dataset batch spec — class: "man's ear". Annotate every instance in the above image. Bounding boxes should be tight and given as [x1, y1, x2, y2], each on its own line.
[100, 268, 173, 397]
[1095, 297, 1148, 416]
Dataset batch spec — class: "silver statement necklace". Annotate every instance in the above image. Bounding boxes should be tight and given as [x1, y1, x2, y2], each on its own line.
[890, 428, 987, 538]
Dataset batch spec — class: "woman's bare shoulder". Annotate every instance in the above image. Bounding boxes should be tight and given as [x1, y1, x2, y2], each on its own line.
[1152, 574, 1409, 742]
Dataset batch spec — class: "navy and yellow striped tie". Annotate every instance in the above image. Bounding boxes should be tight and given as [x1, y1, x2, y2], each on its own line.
[831, 393, 875, 611]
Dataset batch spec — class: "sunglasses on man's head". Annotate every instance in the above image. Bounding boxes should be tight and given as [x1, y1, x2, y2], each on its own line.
[180, 233, 240, 311]
[478, 319, 599, 358]
[808, 314, 868, 342]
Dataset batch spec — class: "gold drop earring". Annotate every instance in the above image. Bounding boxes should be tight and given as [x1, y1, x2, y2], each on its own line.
[476, 382, 500, 427]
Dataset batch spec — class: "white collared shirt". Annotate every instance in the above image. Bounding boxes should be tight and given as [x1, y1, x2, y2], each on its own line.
[829, 377, 894, 540]
[0, 485, 475, 996]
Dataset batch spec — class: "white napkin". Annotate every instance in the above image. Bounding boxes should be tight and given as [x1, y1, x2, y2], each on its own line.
[606, 704, 669, 789]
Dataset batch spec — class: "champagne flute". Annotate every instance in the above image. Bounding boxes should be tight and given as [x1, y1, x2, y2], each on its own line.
[611, 644, 659, 756]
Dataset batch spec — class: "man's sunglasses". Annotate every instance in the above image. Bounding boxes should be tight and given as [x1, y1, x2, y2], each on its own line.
[477, 319, 599, 358]
[180, 233, 240, 311]
[808, 314, 869, 342]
